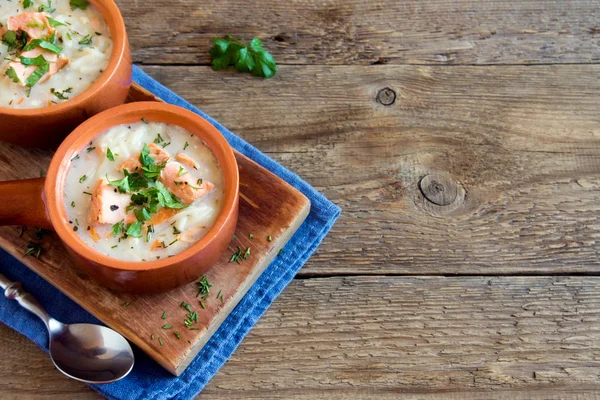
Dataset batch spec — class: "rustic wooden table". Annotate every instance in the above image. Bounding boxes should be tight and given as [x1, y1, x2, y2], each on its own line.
[2, 0, 600, 398]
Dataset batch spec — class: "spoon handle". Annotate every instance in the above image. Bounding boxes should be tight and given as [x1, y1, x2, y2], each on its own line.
[0, 273, 51, 327]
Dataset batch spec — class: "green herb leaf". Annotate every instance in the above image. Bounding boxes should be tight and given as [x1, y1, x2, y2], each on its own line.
[2, 30, 28, 52]
[69, 0, 89, 10]
[19, 55, 50, 87]
[112, 220, 124, 236]
[134, 207, 151, 222]
[23, 39, 62, 55]
[209, 35, 277, 78]
[78, 34, 92, 45]
[161, 311, 167, 319]
[39, 1, 56, 13]
[23, 0, 34, 9]
[47, 17, 66, 27]
[126, 221, 143, 238]
[24, 241, 42, 259]
[106, 147, 115, 161]
[107, 174, 130, 194]
[5, 67, 20, 84]
[79, 175, 86, 183]
[52, 87, 72, 100]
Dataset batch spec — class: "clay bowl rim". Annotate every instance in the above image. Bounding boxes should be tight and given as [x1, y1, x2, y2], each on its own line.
[0, 0, 128, 116]
[45, 101, 240, 271]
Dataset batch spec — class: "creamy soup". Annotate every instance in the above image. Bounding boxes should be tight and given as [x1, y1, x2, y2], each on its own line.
[0, 0, 112, 109]
[63, 121, 225, 261]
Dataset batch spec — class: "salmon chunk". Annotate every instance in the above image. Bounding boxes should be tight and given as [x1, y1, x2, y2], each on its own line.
[175, 153, 198, 169]
[7, 12, 54, 40]
[8, 47, 68, 87]
[89, 178, 131, 225]
[119, 143, 171, 173]
[148, 143, 170, 163]
[159, 161, 215, 204]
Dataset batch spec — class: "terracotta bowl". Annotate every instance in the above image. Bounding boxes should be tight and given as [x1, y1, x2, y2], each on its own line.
[0, 102, 240, 293]
[0, 0, 132, 148]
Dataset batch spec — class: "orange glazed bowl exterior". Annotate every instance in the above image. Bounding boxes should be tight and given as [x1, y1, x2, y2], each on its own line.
[43, 102, 239, 293]
[0, 0, 132, 148]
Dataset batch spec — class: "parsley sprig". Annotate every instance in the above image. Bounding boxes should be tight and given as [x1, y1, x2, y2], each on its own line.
[107, 143, 186, 239]
[209, 36, 277, 78]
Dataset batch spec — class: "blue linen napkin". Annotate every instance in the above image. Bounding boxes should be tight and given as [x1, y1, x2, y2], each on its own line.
[0, 65, 340, 400]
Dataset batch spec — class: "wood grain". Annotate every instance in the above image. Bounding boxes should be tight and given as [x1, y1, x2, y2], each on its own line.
[116, 0, 600, 66]
[3, 276, 600, 398]
[139, 64, 600, 276]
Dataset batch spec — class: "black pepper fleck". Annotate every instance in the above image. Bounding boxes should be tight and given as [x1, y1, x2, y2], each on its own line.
[110, 205, 119, 211]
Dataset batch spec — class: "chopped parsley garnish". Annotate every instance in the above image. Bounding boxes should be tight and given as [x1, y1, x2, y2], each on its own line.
[153, 133, 164, 144]
[158, 337, 163, 346]
[86, 146, 95, 152]
[39, 1, 57, 13]
[71, 154, 80, 161]
[19, 55, 50, 87]
[196, 275, 212, 298]
[78, 34, 92, 45]
[183, 141, 189, 150]
[141, 117, 149, 124]
[2, 30, 28, 52]
[23, 0, 34, 9]
[24, 242, 42, 259]
[5, 67, 20, 84]
[23, 39, 62, 55]
[47, 17, 66, 27]
[209, 36, 277, 78]
[71, 201, 75, 207]
[134, 207, 151, 222]
[162, 311, 167, 319]
[106, 147, 115, 161]
[161, 141, 170, 148]
[112, 220, 124, 237]
[174, 332, 181, 340]
[125, 221, 143, 238]
[107, 174, 130, 193]
[162, 325, 172, 329]
[180, 301, 193, 313]
[52, 87, 72, 100]
[267, 235, 272, 242]
[177, 165, 187, 177]
[172, 226, 181, 235]
[122, 301, 130, 307]
[249, 233, 254, 239]
[69, 0, 90, 11]
[78, 175, 86, 183]
[83, 191, 92, 195]
[229, 246, 251, 263]
[146, 225, 154, 242]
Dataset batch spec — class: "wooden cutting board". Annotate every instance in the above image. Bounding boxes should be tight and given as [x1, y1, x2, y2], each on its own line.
[0, 83, 311, 376]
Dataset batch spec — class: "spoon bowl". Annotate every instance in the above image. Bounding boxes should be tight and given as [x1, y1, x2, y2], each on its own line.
[0, 274, 134, 384]
[49, 322, 135, 383]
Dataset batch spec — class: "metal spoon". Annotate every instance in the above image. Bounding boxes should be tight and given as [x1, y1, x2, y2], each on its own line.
[0, 273, 134, 384]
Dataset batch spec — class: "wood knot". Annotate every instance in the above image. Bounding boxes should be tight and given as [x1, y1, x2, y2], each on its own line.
[376, 88, 396, 106]
[418, 173, 458, 206]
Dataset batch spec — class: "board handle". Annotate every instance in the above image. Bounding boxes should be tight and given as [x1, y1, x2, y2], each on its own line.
[0, 178, 53, 231]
